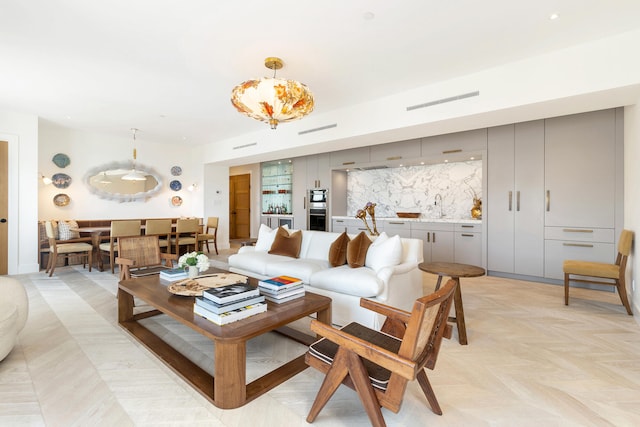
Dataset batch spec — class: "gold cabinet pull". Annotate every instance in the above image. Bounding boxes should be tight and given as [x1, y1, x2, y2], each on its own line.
[461, 233, 474, 237]
[562, 228, 594, 233]
[516, 191, 521, 212]
[546, 190, 550, 212]
[508, 191, 513, 211]
[563, 243, 594, 248]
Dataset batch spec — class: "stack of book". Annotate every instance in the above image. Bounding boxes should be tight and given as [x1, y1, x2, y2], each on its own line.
[258, 275, 305, 303]
[159, 268, 188, 282]
[193, 283, 266, 325]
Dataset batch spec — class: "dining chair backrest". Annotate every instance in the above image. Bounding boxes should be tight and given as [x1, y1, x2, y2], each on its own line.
[111, 220, 142, 238]
[176, 218, 199, 233]
[145, 219, 172, 236]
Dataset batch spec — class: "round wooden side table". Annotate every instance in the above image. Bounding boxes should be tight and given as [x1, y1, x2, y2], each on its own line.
[418, 262, 485, 345]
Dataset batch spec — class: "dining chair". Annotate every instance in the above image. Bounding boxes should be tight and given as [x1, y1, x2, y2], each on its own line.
[171, 218, 200, 255]
[144, 218, 172, 253]
[116, 235, 177, 281]
[197, 216, 219, 254]
[564, 229, 634, 314]
[305, 279, 457, 427]
[43, 220, 93, 277]
[98, 220, 141, 273]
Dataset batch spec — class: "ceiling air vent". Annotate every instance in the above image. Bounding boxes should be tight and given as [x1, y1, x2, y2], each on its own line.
[406, 91, 479, 111]
[233, 142, 257, 150]
[298, 123, 337, 135]
[356, 165, 389, 171]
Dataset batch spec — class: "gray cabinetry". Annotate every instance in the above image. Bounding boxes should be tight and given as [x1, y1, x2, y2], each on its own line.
[292, 157, 308, 230]
[370, 139, 421, 163]
[421, 128, 487, 157]
[410, 222, 454, 263]
[306, 153, 331, 189]
[380, 220, 412, 238]
[487, 120, 544, 277]
[261, 215, 293, 229]
[330, 147, 370, 167]
[454, 223, 482, 266]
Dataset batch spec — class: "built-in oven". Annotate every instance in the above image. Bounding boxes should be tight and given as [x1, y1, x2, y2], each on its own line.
[308, 189, 328, 231]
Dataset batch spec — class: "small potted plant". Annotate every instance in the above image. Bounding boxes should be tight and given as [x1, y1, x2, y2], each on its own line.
[178, 251, 210, 278]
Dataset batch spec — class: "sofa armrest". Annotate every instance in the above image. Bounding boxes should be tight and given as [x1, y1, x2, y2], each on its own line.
[237, 246, 256, 254]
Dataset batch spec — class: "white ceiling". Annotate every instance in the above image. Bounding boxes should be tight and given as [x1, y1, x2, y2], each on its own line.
[2, 0, 640, 146]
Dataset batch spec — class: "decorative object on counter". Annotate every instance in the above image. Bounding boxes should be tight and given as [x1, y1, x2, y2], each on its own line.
[178, 251, 210, 278]
[170, 165, 182, 176]
[355, 201, 379, 236]
[171, 195, 183, 206]
[471, 197, 482, 219]
[396, 212, 420, 218]
[51, 173, 72, 189]
[52, 153, 70, 168]
[231, 56, 314, 130]
[170, 180, 182, 191]
[53, 193, 70, 207]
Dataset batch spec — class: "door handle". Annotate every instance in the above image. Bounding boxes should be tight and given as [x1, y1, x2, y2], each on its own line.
[516, 191, 521, 212]
[508, 191, 512, 211]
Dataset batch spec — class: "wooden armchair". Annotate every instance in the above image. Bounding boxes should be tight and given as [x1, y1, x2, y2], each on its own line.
[116, 235, 177, 281]
[305, 279, 457, 427]
[197, 216, 219, 255]
[43, 221, 93, 277]
[170, 218, 200, 255]
[98, 220, 141, 273]
[564, 229, 634, 314]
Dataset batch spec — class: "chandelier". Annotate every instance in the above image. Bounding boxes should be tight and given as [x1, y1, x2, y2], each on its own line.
[231, 57, 314, 129]
[121, 128, 146, 181]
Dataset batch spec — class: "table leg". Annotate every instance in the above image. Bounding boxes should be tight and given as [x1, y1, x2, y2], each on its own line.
[214, 340, 246, 409]
[434, 275, 444, 291]
[117, 288, 134, 323]
[452, 277, 468, 345]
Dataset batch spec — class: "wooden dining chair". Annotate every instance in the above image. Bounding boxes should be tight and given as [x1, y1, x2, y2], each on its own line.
[171, 218, 200, 255]
[116, 235, 177, 281]
[305, 279, 457, 427]
[564, 229, 634, 314]
[144, 218, 172, 253]
[98, 220, 141, 273]
[44, 221, 93, 277]
[197, 216, 219, 254]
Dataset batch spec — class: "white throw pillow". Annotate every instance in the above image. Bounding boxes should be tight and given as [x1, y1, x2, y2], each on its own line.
[365, 232, 402, 272]
[254, 223, 289, 252]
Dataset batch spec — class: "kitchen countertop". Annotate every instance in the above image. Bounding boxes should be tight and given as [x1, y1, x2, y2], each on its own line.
[331, 216, 481, 224]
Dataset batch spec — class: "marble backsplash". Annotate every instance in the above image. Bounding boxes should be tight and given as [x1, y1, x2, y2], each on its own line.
[347, 160, 482, 219]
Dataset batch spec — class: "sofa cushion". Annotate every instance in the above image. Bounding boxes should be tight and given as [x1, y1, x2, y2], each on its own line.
[328, 232, 350, 267]
[265, 259, 328, 283]
[310, 265, 383, 297]
[254, 224, 288, 252]
[58, 220, 80, 240]
[365, 232, 402, 272]
[227, 251, 294, 276]
[269, 227, 302, 258]
[346, 232, 372, 268]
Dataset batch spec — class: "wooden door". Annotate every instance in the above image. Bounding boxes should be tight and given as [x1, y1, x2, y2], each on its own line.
[229, 174, 251, 239]
[0, 141, 8, 274]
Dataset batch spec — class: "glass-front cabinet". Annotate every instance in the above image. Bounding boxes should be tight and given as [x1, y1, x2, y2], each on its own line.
[261, 160, 293, 215]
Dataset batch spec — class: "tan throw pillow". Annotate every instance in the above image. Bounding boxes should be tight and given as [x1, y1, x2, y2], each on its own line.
[346, 232, 372, 268]
[269, 227, 302, 258]
[328, 232, 350, 267]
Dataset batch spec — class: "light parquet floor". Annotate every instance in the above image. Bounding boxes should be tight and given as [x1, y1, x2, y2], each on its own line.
[2, 249, 640, 426]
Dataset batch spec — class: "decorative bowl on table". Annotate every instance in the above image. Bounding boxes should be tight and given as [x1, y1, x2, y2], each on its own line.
[396, 212, 421, 218]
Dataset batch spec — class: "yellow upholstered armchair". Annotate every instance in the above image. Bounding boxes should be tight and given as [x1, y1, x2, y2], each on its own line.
[563, 229, 634, 314]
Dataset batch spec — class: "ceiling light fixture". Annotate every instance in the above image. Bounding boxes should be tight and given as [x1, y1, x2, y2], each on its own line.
[231, 57, 314, 130]
[122, 128, 147, 181]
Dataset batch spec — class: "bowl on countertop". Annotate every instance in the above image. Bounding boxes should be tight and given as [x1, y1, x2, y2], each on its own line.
[396, 212, 421, 218]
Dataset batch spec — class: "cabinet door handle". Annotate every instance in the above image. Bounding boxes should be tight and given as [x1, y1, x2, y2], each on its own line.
[388, 221, 404, 225]
[427, 232, 430, 242]
[432, 232, 436, 243]
[461, 225, 473, 228]
[508, 191, 513, 211]
[546, 190, 550, 212]
[336, 220, 344, 223]
[461, 233, 474, 237]
[516, 191, 521, 212]
[562, 228, 594, 233]
[563, 243, 594, 248]
[303, 196, 306, 210]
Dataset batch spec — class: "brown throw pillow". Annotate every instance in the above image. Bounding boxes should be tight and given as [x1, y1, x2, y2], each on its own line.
[346, 232, 372, 268]
[328, 232, 350, 267]
[269, 227, 302, 258]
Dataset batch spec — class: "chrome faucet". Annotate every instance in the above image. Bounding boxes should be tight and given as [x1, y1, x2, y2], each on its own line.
[434, 193, 443, 218]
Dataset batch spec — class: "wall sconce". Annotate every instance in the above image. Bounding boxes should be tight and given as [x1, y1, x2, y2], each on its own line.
[187, 183, 198, 192]
[41, 174, 52, 185]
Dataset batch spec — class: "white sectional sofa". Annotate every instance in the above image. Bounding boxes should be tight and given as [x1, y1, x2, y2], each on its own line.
[228, 225, 424, 328]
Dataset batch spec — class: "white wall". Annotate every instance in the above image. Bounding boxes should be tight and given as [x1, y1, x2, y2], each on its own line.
[38, 122, 202, 220]
[0, 111, 39, 274]
[625, 104, 640, 319]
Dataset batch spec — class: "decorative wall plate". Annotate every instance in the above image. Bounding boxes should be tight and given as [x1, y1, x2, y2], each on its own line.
[52, 153, 70, 168]
[52, 173, 72, 189]
[171, 166, 182, 176]
[53, 193, 70, 207]
[171, 195, 183, 206]
[170, 180, 182, 191]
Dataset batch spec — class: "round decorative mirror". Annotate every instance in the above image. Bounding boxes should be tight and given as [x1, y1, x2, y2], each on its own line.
[84, 161, 163, 202]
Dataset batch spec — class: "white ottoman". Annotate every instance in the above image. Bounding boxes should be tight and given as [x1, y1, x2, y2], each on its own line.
[0, 276, 29, 361]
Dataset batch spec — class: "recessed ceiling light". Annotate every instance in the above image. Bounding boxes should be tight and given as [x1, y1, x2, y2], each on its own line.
[549, 13, 559, 20]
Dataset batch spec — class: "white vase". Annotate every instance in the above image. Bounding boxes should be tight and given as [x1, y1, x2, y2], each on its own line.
[187, 266, 198, 279]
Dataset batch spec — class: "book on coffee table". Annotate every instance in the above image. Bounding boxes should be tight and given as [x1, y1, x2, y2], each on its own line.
[193, 301, 267, 325]
[203, 283, 260, 304]
[262, 290, 305, 304]
[159, 268, 188, 281]
[258, 275, 303, 291]
[195, 294, 265, 314]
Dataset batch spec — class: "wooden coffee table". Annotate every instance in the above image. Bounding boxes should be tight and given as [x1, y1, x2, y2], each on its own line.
[117, 269, 332, 409]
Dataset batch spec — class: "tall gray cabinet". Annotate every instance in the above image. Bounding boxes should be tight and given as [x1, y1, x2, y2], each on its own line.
[487, 108, 623, 281]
